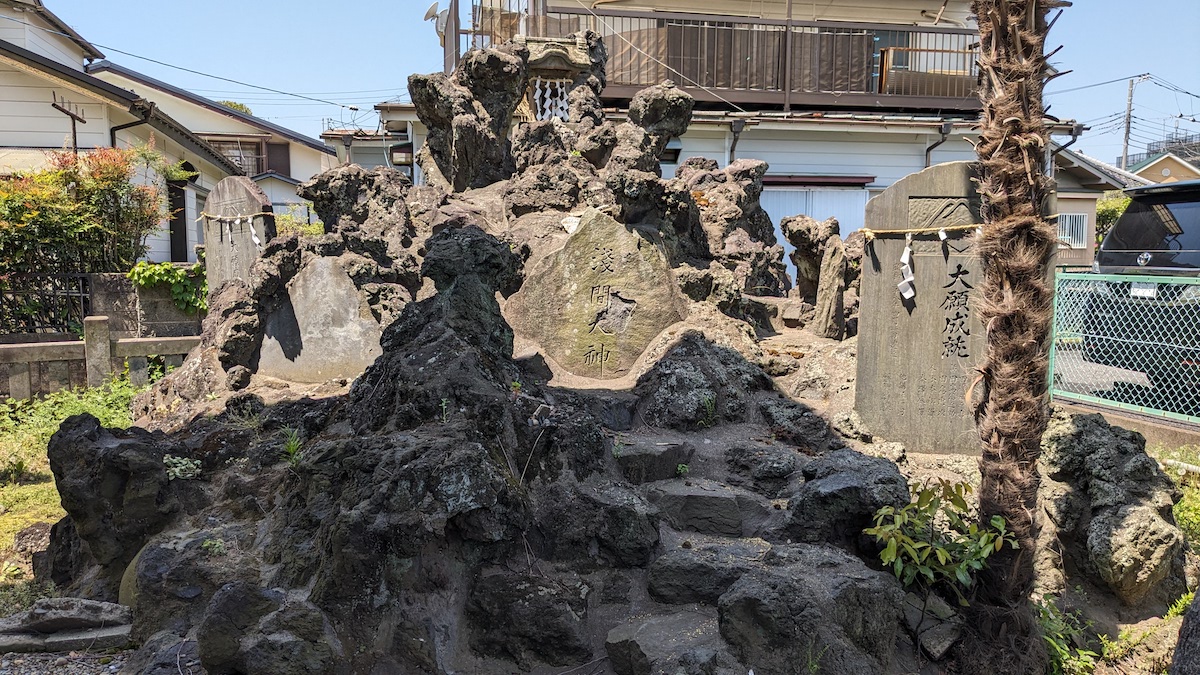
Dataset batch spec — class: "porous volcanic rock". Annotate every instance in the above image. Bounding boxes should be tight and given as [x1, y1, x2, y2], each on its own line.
[1037, 409, 1188, 606]
[409, 41, 529, 190]
[718, 544, 904, 674]
[676, 157, 790, 297]
[782, 214, 840, 302]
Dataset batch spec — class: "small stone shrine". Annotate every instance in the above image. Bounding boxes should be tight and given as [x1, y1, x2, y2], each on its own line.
[200, 177, 276, 293]
[854, 162, 986, 454]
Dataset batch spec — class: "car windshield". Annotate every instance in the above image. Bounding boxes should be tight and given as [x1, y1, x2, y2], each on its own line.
[1103, 195, 1200, 252]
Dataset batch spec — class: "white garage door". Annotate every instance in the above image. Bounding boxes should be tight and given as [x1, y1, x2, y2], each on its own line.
[760, 187, 870, 277]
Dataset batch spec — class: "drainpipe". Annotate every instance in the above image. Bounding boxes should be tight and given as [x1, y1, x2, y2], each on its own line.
[924, 121, 954, 168]
[728, 119, 747, 163]
[110, 101, 155, 148]
[1051, 123, 1086, 157]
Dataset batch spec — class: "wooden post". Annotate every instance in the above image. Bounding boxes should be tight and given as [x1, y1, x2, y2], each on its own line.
[84, 316, 112, 387]
[8, 363, 31, 401]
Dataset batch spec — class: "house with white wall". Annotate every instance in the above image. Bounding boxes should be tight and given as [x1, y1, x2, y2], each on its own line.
[390, 0, 1122, 264]
[87, 61, 338, 223]
[0, 0, 240, 263]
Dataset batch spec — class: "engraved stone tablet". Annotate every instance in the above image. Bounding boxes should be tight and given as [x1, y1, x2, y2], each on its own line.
[855, 162, 986, 455]
[506, 208, 688, 379]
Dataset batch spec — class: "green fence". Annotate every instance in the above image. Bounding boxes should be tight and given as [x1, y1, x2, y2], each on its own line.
[1050, 271, 1200, 425]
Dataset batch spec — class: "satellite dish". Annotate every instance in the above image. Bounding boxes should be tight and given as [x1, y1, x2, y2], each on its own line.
[435, 9, 449, 37]
[423, 2, 439, 21]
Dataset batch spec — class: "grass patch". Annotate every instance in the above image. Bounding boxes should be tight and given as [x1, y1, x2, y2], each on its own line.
[0, 379, 143, 551]
[1147, 444, 1200, 548]
[0, 579, 56, 616]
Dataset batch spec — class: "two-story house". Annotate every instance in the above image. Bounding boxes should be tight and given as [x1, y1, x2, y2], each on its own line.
[86, 61, 338, 223]
[383, 0, 1124, 264]
[0, 0, 244, 263]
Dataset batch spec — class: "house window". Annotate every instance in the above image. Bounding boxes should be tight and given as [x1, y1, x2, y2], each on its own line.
[207, 139, 265, 176]
[1058, 213, 1088, 249]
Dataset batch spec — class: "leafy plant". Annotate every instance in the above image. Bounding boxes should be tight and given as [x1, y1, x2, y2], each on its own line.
[200, 539, 227, 556]
[127, 260, 208, 314]
[1095, 190, 1131, 244]
[611, 433, 627, 458]
[280, 428, 303, 468]
[676, 463, 690, 477]
[163, 454, 201, 480]
[697, 396, 716, 429]
[1168, 591, 1195, 619]
[1035, 596, 1098, 675]
[0, 140, 183, 277]
[0, 455, 28, 484]
[804, 638, 827, 673]
[1099, 628, 1147, 663]
[215, 100, 253, 115]
[864, 480, 1017, 605]
[440, 398, 450, 424]
[274, 202, 323, 238]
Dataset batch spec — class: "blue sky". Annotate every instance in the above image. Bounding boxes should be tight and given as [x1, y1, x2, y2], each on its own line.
[54, 0, 1200, 165]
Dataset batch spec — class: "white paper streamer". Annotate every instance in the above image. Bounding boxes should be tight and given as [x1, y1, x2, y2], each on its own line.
[898, 233, 915, 300]
[938, 228, 948, 241]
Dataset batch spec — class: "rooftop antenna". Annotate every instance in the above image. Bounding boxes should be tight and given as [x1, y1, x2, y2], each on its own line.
[50, 91, 87, 155]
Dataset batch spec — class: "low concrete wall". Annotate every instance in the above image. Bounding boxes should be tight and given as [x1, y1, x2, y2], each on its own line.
[90, 273, 203, 339]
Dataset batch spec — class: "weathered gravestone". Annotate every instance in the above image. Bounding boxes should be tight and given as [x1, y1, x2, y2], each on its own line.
[201, 177, 276, 293]
[855, 162, 986, 455]
[506, 208, 688, 380]
[257, 257, 383, 383]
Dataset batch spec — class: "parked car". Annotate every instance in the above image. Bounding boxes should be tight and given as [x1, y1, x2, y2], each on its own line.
[1083, 179, 1200, 391]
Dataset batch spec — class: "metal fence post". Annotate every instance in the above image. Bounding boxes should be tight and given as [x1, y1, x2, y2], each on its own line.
[84, 315, 111, 388]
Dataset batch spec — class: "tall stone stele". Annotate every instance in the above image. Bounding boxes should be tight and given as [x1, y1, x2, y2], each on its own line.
[201, 177, 276, 294]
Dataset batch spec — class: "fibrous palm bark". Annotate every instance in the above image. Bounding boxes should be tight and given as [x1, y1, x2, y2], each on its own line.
[970, 0, 1068, 615]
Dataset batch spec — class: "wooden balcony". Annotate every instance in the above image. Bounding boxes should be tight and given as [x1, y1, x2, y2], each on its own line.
[471, 5, 981, 112]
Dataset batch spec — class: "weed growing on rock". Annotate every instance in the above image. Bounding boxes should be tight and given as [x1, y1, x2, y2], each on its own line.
[676, 463, 689, 477]
[163, 455, 201, 480]
[280, 428, 303, 467]
[864, 480, 1016, 605]
[611, 433, 626, 458]
[440, 398, 450, 424]
[803, 638, 827, 673]
[1168, 591, 1195, 619]
[1099, 627, 1148, 663]
[1034, 596, 1098, 675]
[201, 539, 227, 556]
[698, 396, 716, 429]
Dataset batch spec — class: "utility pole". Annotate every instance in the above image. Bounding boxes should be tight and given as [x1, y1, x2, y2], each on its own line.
[1121, 77, 1134, 170]
[1120, 75, 1150, 170]
[51, 91, 86, 155]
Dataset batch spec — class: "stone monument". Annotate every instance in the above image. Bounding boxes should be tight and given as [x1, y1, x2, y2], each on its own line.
[257, 257, 384, 383]
[854, 162, 986, 455]
[201, 177, 276, 293]
[506, 208, 688, 380]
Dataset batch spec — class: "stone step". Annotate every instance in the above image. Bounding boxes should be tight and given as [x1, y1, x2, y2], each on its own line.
[0, 624, 132, 653]
[644, 478, 769, 538]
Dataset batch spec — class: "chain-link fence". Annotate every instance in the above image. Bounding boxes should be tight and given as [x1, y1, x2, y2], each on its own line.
[1051, 271, 1200, 424]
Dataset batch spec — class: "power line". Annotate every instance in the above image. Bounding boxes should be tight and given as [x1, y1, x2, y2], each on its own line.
[1148, 75, 1200, 101]
[1045, 74, 1150, 96]
[0, 13, 358, 110]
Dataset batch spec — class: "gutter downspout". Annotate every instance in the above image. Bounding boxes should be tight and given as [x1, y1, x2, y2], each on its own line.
[110, 100, 155, 148]
[924, 121, 954, 168]
[728, 119, 747, 163]
[1051, 123, 1086, 157]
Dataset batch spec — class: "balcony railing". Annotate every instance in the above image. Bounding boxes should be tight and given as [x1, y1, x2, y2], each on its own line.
[470, 4, 980, 110]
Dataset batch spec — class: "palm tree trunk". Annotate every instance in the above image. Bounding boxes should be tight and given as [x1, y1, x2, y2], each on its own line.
[971, 0, 1066, 612]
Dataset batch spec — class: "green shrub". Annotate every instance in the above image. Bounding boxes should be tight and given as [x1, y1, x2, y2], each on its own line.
[1035, 596, 1098, 675]
[1168, 591, 1195, 619]
[864, 480, 1016, 605]
[127, 260, 207, 313]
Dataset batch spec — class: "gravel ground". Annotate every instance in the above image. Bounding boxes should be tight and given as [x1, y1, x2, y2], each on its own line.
[0, 651, 129, 674]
